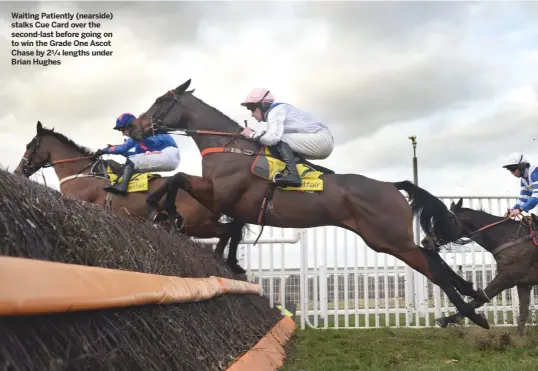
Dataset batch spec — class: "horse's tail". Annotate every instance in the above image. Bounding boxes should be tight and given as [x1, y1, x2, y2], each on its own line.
[392, 180, 450, 236]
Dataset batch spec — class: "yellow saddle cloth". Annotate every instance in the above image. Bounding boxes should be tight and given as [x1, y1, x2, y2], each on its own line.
[106, 166, 160, 193]
[250, 147, 324, 192]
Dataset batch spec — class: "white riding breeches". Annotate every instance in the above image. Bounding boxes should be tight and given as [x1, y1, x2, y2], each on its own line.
[128, 147, 180, 172]
[282, 129, 334, 160]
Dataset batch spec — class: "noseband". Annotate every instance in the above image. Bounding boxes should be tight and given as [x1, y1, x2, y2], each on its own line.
[21, 136, 50, 177]
[20, 135, 93, 177]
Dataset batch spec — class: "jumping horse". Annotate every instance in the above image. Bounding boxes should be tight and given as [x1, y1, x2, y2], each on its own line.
[13, 121, 248, 274]
[129, 78, 491, 329]
[395, 180, 538, 336]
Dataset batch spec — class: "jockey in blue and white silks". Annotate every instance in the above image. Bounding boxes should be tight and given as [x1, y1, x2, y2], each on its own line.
[94, 113, 180, 196]
[502, 152, 538, 218]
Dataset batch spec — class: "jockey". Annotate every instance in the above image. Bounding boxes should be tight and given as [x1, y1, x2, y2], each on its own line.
[502, 152, 538, 218]
[239, 88, 334, 188]
[94, 113, 180, 196]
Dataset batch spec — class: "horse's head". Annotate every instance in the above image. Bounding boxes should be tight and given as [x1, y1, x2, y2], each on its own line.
[420, 198, 466, 251]
[14, 121, 54, 177]
[130, 79, 195, 141]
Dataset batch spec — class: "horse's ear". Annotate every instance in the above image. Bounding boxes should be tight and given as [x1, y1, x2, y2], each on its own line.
[455, 198, 463, 210]
[174, 79, 192, 95]
[186, 89, 195, 95]
[37, 121, 43, 133]
[450, 201, 456, 210]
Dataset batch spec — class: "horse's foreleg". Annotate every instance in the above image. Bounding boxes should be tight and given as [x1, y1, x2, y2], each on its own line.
[146, 178, 174, 222]
[516, 285, 531, 337]
[163, 184, 185, 232]
[151, 172, 219, 215]
[435, 271, 516, 328]
[214, 235, 230, 257]
[226, 221, 247, 275]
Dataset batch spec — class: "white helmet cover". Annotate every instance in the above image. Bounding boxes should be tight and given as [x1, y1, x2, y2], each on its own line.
[502, 152, 529, 168]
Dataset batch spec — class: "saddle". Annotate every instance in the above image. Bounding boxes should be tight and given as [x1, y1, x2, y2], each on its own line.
[265, 145, 335, 175]
[92, 159, 161, 193]
[523, 214, 538, 245]
[250, 145, 334, 193]
[102, 159, 123, 177]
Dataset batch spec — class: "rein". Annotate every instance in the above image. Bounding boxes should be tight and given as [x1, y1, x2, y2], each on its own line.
[156, 127, 241, 137]
[465, 217, 512, 238]
[49, 156, 93, 165]
[22, 155, 93, 171]
[453, 214, 538, 250]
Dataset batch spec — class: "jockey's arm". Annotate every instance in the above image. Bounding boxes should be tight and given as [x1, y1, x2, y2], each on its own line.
[517, 169, 538, 212]
[102, 138, 137, 156]
[257, 108, 285, 146]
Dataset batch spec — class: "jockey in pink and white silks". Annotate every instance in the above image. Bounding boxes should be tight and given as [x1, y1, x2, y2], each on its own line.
[502, 152, 538, 218]
[239, 88, 334, 188]
[94, 113, 180, 196]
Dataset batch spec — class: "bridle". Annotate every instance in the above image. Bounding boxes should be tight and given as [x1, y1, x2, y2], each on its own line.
[428, 208, 517, 249]
[20, 134, 93, 178]
[138, 90, 262, 157]
[139, 90, 245, 139]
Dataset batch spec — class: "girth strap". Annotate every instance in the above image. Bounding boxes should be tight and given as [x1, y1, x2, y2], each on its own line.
[491, 235, 533, 257]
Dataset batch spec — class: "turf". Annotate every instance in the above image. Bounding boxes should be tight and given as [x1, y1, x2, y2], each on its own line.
[282, 325, 538, 371]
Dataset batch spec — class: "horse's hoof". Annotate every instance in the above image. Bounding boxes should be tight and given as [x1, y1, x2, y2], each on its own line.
[152, 211, 169, 224]
[435, 317, 449, 328]
[469, 313, 490, 330]
[477, 288, 490, 303]
[148, 210, 160, 223]
[173, 217, 185, 233]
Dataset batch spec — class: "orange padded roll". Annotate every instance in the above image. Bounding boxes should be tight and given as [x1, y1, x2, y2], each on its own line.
[0, 256, 260, 316]
[226, 316, 297, 371]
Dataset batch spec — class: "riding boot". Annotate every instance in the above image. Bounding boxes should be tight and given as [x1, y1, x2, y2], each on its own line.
[273, 141, 302, 188]
[104, 160, 134, 196]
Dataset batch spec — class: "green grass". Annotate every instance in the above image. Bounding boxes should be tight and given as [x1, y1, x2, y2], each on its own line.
[298, 308, 518, 329]
[281, 324, 538, 371]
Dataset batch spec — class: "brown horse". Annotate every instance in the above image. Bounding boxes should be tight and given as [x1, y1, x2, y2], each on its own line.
[395, 181, 538, 336]
[127, 78, 492, 329]
[13, 121, 247, 274]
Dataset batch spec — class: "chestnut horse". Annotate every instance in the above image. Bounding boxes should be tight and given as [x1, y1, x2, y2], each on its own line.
[129, 79, 491, 329]
[13, 121, 247, 274]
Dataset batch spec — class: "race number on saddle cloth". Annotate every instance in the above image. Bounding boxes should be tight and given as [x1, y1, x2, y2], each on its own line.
[94, 113, 180, 196]
[502, 152, 538, 218]
[239, 88, 334, 188]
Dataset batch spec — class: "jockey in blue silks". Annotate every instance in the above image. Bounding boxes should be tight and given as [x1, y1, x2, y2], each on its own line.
[94, 113, 180, 196]
[502, 152, 538, 218]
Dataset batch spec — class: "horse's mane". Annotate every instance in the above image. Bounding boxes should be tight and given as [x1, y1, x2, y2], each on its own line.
[460, 206, 520, 226]
[38, 125, 95, 156]
[188, 93, 242, 130]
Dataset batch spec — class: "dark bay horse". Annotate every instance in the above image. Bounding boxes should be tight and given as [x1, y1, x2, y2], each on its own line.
[13, 121, 247, 274]
[395, 181, 538, 336]
[127, 78, 492, 329]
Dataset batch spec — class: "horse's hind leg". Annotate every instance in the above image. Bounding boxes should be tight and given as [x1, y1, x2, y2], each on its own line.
[386, 245, 489, 329]
[421, 248, 489, 303]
